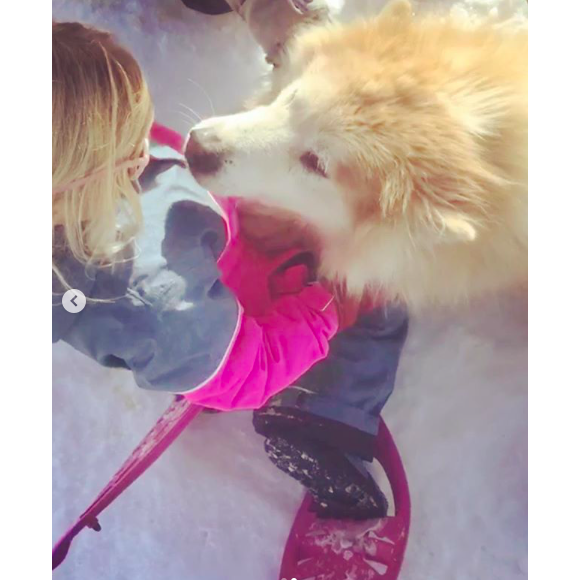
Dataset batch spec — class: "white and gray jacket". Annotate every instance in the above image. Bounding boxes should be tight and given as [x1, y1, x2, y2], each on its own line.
[53, 147, 239, 393]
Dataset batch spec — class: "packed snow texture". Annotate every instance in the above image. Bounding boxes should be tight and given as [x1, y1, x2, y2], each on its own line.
[52, 1, 528, 579]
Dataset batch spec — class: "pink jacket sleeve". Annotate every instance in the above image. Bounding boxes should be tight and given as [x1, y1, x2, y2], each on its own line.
[183, 286, 337, 410]
[182, 196, 339, 410]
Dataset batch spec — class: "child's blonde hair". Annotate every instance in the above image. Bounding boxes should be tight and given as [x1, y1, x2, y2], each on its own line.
[52, 22, 154, 287]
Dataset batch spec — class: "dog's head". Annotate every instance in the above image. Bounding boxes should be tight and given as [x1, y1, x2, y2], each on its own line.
[187, 1, 521, 251]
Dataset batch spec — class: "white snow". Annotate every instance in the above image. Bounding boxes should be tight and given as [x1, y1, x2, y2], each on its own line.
[52, 1, 528, 579]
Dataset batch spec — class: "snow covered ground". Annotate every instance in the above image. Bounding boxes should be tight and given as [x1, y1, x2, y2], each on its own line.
[52, 1, 528, 579]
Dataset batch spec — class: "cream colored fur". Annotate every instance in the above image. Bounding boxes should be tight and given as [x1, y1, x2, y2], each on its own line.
[189, 1, 528, 311]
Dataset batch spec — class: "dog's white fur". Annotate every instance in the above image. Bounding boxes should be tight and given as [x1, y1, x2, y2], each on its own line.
[189, 1, 528, 310]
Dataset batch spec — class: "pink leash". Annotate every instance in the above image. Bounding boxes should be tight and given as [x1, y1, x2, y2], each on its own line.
[52, 398, 201, 570]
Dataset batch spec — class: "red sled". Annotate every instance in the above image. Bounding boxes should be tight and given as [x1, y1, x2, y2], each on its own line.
[279, 420, 411, 580]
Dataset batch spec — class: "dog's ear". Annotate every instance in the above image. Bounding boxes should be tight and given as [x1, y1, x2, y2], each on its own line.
[378, 162, 414, 217]
[379, 0, 413, 21]
[379, 167, 480, 243]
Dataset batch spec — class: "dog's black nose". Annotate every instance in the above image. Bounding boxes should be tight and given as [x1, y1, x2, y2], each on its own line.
[185, 130, 224, 175]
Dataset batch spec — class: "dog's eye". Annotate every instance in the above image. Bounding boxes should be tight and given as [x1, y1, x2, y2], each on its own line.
[300, 152, 328, 178]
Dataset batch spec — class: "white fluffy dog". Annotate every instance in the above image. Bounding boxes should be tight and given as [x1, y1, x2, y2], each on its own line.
[186, 1, 528, 310]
